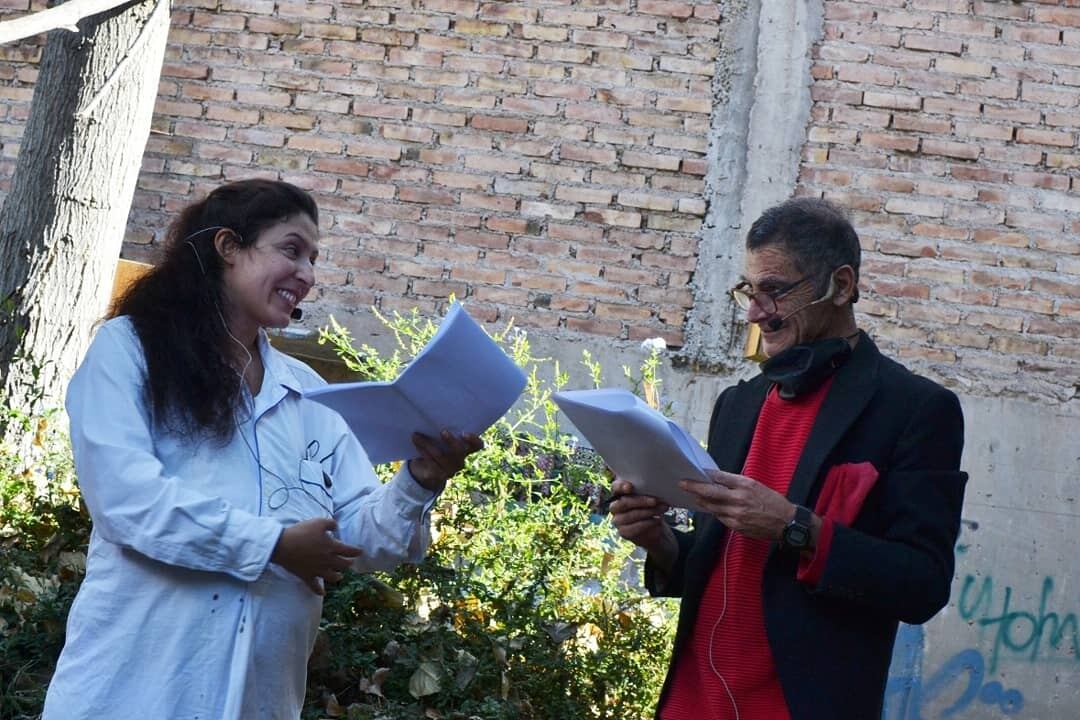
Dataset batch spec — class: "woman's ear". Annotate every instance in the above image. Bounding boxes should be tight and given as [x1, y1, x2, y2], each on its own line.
[213, 228, 240, 266]
[832, 265, 857, 306]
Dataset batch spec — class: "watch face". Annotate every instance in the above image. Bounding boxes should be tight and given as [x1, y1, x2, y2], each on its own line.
[784, 524, 809, 549]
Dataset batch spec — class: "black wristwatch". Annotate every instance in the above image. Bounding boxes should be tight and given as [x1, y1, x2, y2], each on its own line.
[780, 504, 813, 552]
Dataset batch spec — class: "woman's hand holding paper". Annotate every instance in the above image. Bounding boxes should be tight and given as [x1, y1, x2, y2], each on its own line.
[408, 430, 485, 493]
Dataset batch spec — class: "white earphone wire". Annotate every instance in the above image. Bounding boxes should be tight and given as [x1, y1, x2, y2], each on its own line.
[706, 531, 740, 720]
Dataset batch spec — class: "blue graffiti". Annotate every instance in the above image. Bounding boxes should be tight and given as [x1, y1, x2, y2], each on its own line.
[959, 575, 1080, 674]
[884, 624, 1024, 719]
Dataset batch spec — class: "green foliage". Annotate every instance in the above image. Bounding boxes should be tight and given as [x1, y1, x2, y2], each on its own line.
[0, 307, 677, 719]
[0, 405, 87, 720]
[308, 309, 677, 719]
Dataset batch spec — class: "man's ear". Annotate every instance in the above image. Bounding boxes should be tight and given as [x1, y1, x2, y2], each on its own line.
[213, 229, 240, 266]
[832, 265, 858, 306]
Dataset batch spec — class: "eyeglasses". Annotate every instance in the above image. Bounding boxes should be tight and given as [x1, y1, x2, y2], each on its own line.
[730, 274, 815, 315]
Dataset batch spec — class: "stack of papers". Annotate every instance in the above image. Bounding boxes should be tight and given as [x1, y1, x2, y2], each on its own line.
[304, 303, 527, 464]
[553, 388, 717, 511]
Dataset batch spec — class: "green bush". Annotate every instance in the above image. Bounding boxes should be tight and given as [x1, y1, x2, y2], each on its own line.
[0, 405, 87, 720]
[308, 308, 676, 719]
[0, 308, 677, 719]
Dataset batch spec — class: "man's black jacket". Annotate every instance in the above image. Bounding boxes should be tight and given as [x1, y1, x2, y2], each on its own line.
[647, 333, 968, 720]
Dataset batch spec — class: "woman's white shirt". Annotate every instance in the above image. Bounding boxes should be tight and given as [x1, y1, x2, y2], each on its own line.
[43, 317, 437, 720]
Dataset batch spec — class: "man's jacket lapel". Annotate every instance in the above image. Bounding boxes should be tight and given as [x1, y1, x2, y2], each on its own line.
[786, 332, 881, 508]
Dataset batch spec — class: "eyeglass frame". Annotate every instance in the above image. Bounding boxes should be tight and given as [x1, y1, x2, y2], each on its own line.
[729, 273, 818, 316]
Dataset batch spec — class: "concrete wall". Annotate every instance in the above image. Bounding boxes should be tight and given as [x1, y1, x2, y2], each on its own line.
[884, 395, 1080, 720]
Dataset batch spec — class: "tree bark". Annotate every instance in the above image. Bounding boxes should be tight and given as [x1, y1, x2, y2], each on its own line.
[0, 0, 169, 428]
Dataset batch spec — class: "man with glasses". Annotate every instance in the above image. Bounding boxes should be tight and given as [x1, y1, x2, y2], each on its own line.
[610, 198, 967, 720]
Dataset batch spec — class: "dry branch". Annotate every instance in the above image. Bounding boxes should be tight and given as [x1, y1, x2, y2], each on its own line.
[0, 0, 137, 45]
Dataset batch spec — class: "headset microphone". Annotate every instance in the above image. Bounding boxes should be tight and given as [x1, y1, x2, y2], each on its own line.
[290, 307, 303, 321]
[764, 276, 838, 332]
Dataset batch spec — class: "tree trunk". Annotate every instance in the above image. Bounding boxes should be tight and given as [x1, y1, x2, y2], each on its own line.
[0, 0, 169, 430]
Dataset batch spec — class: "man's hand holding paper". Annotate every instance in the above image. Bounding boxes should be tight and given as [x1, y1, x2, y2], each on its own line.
[679, 469, 801, 542]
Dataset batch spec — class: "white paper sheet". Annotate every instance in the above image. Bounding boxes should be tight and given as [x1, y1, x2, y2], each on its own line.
[553, 388, 718, 511]
[303, 303, 527, 464]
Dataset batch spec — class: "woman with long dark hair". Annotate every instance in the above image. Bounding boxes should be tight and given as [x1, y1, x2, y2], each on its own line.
[43, 179, 481, 719]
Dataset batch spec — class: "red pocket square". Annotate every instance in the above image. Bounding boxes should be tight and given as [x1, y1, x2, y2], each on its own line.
[814, 461, 879, 525]
[796, 462, 879, 585]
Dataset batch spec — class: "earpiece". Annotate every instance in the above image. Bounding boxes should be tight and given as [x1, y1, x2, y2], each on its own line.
[765, 275, 838, 332]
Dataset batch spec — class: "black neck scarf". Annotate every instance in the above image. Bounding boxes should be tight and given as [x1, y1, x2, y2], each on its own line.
[760, 336, 854, 399]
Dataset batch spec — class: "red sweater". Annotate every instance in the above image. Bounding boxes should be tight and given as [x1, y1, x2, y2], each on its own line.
[660, 378, 833, 720]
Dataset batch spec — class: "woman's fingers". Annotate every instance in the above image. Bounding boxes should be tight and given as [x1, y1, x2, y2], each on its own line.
[329, 538, 363, 558]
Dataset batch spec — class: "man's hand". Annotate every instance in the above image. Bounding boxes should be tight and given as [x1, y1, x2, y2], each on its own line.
[680, 469, 795, 542]
[271, 517, 363, 595]
[408, 430, 484, 493]
[608, 478, 679, 576]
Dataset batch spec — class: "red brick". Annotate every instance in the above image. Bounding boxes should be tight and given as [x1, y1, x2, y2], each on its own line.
[931, 285, 994, 306]
[859, 174, 915, 194]
[940, 17, 998, 37]
[902, 34, 963, 54]
[808, 127, 858, 144]
[565, 316, 624, 336]
[884, 198, 945, 217]
[959, 78, 1020, 100]
[1002, 24, 1062, 44]
[469, 115, 529, 133]
[890, 114, 951, 134]
[897, 71, 958, 95]
[872, 49, 932, 70]
[953, 121, 1013, 142]
[819, 44, 870, 63]
[1017, 128, 1076, 148]
[939, 244, 997, 265]
[1021, 82, 1079, 107]
[923, 97, 981, 116]
[836, 63, 897, 86]
[922, 139, 981, 160]
[869, 279, 931, 299]
[863, 91, 922, 110]
[839, 27, 902, 48]
[1033, 6, 1080, 27]
[860, 132, 920, 152]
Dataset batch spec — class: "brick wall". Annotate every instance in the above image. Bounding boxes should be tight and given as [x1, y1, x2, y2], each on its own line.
[2, 0, 1079, 397]
[1, 0, 721, 348]
[801, 0, 1080, 395]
